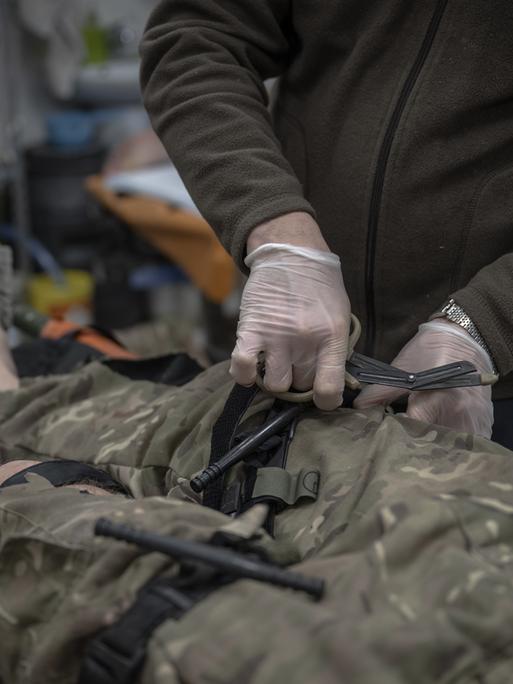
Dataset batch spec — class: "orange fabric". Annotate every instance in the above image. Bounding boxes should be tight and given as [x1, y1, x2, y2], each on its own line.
[42, 319, 138, 360]
[86, 175, 236, 303]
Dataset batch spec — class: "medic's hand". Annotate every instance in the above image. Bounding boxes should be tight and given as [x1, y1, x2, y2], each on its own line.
[354, 319, 494, 438]
[230, 215, 351, 410]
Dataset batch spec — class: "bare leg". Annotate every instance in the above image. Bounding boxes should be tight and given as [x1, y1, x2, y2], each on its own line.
[0, 328, 19, 391]
[0, 460, 114, 495]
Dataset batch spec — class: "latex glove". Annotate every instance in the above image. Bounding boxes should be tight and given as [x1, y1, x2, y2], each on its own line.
[354, 319, 494, 437]
[230, 243, 351, 410]
[0, 329, 19, 391]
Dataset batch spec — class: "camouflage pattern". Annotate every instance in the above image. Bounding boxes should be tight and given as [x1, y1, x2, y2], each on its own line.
[1, 361, 513, 682]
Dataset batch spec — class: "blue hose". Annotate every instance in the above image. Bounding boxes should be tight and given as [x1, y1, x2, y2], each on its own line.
[0, 224, 65, 284]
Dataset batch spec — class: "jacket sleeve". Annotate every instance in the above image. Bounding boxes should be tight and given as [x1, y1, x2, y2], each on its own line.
[452, 254, 513, 375]
[140, 0, 315, 267]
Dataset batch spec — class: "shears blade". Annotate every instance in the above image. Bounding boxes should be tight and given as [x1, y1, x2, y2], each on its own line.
[347, 352, 497, 391]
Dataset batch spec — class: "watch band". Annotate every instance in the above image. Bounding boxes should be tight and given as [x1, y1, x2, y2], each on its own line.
[430, 299, 497, 373]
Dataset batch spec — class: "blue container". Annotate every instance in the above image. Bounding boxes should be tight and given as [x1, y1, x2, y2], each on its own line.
[46, 111, 96, 148]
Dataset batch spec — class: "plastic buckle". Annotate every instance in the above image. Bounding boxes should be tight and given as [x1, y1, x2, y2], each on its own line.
[78, 635, 146, 684]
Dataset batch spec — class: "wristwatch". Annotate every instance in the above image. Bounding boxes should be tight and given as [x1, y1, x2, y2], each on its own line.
[430, 298, 497, 373]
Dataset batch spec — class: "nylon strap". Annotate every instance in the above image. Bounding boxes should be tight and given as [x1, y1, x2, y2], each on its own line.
[203, 383, 260, 510]
[79, 578, 195, 684]
[0, 459, 128, 495]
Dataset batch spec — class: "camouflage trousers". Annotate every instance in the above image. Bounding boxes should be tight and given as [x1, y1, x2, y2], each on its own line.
[1, 361, 513, 683]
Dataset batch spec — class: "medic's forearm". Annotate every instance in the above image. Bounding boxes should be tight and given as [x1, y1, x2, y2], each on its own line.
[247, 212, 331, 254]
[140, 0, 314, 270]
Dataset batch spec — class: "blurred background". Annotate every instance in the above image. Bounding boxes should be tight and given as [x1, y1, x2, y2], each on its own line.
[0, 0, 241, 365]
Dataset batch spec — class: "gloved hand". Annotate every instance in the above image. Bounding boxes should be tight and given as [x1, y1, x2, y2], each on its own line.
[230, 243, 351, 410]
[354, 319, 494, 437]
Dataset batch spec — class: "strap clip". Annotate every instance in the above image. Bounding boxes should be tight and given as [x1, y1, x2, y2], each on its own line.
[220, 468, 320, 516]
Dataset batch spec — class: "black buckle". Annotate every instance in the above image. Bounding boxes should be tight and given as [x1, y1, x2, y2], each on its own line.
[78, 632, 146, 684]
[79, 581, 190, 684]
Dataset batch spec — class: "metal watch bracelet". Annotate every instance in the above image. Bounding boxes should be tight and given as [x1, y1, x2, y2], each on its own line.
[430, 299, 498, 374]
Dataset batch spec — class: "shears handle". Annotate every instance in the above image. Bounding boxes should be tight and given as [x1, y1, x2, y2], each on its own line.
[255, 314, 361, 403]
[255, 314, 498, 403]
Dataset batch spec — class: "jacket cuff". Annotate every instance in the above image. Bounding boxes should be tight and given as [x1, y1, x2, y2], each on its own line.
[451, 284, 513, 376]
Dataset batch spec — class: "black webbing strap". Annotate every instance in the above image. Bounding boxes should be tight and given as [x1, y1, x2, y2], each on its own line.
[13, 335, 204, 386]
[79, 562, 237, 684]
[13, 337, 103, 377]
[104, 353, 203, 386]
[78, 578, 194, 684]
[0, 459, 129, 496]
[202, 383, 260, 510]
[220, 412, 299, 534]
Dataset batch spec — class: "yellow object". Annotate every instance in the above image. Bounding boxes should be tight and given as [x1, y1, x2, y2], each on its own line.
[27, 270, 93, 320]
[86, 175, 236, 304]
[82, 12, 109, 65]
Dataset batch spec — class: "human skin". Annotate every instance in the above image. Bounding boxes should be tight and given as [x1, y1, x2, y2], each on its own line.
[0, 460, 114, 495]
[0, 333, 115, 494]
[0, 329, 19, 391]
[246, 212, 330, 254]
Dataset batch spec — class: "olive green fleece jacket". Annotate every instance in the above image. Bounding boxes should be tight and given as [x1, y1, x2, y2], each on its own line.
[140, 0, 513, 398]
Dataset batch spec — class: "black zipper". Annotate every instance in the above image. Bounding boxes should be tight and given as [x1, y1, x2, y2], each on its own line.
[364, 0, 449, 355]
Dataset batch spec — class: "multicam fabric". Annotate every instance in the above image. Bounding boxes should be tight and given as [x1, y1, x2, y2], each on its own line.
[1, 361, 513, 683]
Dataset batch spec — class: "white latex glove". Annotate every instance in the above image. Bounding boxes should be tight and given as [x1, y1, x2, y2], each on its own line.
[0, 329, 19, 391]
[230, 243, 351, 410]
[354, 319, 494, 437]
